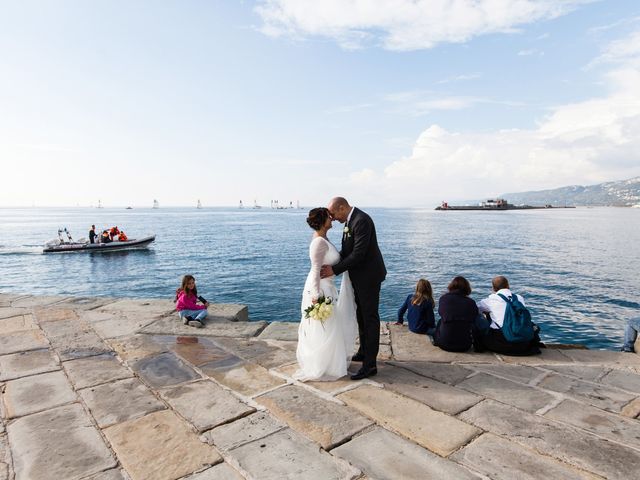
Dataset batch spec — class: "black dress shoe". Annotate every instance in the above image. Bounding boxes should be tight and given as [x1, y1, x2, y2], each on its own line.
[350, 367, 377, 380]
[351, 353, 365, 362]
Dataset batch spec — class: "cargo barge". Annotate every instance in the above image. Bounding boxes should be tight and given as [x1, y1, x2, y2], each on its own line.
[435, 198, 575, 211]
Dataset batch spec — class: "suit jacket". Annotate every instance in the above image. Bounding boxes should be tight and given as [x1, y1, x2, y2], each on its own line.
[332, 207, 386, 286]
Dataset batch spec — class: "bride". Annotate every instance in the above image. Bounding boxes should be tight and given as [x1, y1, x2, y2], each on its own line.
[294, 207, 358, 381]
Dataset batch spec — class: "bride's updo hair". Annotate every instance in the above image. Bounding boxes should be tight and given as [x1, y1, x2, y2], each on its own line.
[307, 207, 330, 231]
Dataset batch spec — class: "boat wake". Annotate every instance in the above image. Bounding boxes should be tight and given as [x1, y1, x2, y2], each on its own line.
[0, 245, 43, 255]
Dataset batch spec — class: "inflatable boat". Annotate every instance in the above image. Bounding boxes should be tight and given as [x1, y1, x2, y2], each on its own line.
[43, 233, 155, 253]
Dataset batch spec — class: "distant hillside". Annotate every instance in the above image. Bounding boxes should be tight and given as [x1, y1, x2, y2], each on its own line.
[500, 177, 640, 207]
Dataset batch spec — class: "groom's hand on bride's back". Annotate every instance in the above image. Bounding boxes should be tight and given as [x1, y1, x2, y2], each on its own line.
[320, 265, 334, 278]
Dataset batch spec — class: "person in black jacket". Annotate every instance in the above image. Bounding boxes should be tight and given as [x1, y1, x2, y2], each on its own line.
[434, 276, 479, 352]
[321, 197, 386, 380]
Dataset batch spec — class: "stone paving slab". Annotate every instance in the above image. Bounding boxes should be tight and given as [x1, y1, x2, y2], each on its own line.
[84, 469, 126, 480]
[600, 368, 640, 393]
[471, 364, 547, 385]
[375, 364, 483, 415]
[167, 337, 231, 367]
[0, 314, 37, 335]
[2, 370, 77, 419]
[98, 298, 177, 316]
[257, 322, 299, 341]
[200, 360, 285, 397]
[545, 399, 640, 450]
[622, 397, 640, 418]
[7, 403, 116, 480]
[273, 363, 364, 394]
[389, 361, 474, 385]
[39, 318, 110, 360]
[226, 428, 360, 480]
[84, 311, 160, 339]
[131, 352, 200, 388]
[63, 353, 133, 389]
[561, 348, 640, 365]
[187, 463, 245, 480]
[206, 304, 249, 322]
[332, 427, 481, 480]
[255, 385, 373, 449]
[0, 433, 10, 480]
[543, 365, 607, 382]
[460, 399, 640, 479]
[538, 373, 636, 412]
[451, 433, 597, 480]
[32, 307, 79, 323]
[107, 334, 169, 361]
[499, 348, 574, 364]
[211, 337, 297, 369]
[0, 308, 30, 321]
[160, 380, 255, 432]
[338, 385, 480, 457]
[104, 410, 222, 480]
[0, 349, 59, 381]
[0, 330, 49, 355]
[140, 316, 267, 338]
[204, 412, 286, 451]
[10, 295, 68, 308]
[52, 296, 117, 311]
[79, 377, 165, 428]
[456, 372, 556, 412]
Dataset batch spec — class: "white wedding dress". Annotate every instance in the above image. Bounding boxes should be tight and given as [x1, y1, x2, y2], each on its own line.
[294, 236, 358, 381]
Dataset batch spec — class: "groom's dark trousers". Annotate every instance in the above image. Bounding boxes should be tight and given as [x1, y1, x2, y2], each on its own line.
[332, 207, 386, 371]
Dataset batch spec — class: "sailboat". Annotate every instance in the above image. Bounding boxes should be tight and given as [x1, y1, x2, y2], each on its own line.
[239, 200, 244, 209]
[97, 200, 103, 209]
[197, 199, 202, 209]
[152, 199, 159, 209]
[253, 199, 261, 209]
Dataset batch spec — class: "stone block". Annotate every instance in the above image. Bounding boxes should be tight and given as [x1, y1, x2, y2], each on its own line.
[7, 403, 116, 480]
[32, 307, 79, 323]
[140, 316, 266, 338]
[451, 433, 597, 480]
[472, 364, 546, 384]
[257, 322, 299, 341]
[0, 314, 37, 334]
[79, 378, 165, 428]
[600, 368, 640, 393]
[499, 348, 574, 364]
[84, 469, 126, 480]
[169, 337, 231, 367]
[104, 410, 222, 480]
[131, 352, 200, 388]
[107, 334, 168, 361]
[332, 427, 481, 480]
[545, 399, 640, 450]
[0, 307, 30, 320]
[39, 318, 110, 360]
[544, 365, 607, 382]
[200, 360, 285, 397]
[456, 372, 556, 412]
[63, 353, 133, 389]
[275, 363, 368, 394]
[0, 349, 59, 381]
[0, 330, 49, 355]
[621, 397, 640, 418]
[460, 399, 640, 479]
[52, 296, 117, 311]
[338, 386, 480, 457]
[389, 361, 474, 385]
[212, 337, 297, 368]
[562, 348, 640, 366]
[187, 463, 244, 480]
[538, 373, 636, 412]
[255, 385, 373, 449]
[375, 364, 482, 415]
[2, 370, 76, 418]
[226, 428, 359, 480]
[204, 412, 286, 451]
[87, 311, 160, 339]
[160, 380, 255, 432]
[98, 298, 177, 316]
[207, 303, 249, 322]
[11, 296, 68, 308]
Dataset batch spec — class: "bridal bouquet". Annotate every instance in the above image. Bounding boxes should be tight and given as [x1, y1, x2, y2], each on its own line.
[305, 295, 333, 322]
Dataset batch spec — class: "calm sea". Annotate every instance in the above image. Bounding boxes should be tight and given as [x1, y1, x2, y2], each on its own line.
[1, 206, 638, 350]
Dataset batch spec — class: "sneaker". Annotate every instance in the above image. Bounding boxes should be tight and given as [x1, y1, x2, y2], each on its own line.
[187, 320, 204, 328]
[621, 346, 636, 353]
[182, 315, 194, 325]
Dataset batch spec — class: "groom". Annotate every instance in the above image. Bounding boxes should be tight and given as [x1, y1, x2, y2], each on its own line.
[321, 197, 386, 380]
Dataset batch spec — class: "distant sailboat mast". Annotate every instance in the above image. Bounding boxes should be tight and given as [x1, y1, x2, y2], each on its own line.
[152, 199, 159, 209]
[97, 199, 103, 209]
[197, 199, 202, 209]
[239, 200, 244, 209]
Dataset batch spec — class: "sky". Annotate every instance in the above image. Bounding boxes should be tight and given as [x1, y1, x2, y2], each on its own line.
[1, 0, 640, 207]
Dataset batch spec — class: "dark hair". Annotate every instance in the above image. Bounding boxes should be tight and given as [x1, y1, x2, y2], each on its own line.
[448, 276, 472, 296]
[492, 275, 509, 291]
[307, 207, 330, 231]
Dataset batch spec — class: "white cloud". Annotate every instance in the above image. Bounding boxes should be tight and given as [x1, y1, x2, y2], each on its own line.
[517, 48, 544, 56]
[255, 0, 592, 51]
[436, 73, 482, 84]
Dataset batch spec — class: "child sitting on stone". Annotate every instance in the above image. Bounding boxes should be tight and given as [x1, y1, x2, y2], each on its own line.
[175, 275, 209, 328]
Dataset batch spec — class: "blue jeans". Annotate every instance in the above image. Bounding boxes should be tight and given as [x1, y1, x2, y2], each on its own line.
[178, 309, 208, 322]
[623, 316, 640, 351]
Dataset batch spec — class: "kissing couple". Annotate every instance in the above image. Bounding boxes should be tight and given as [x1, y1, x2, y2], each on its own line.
[294, 197, 386, 382]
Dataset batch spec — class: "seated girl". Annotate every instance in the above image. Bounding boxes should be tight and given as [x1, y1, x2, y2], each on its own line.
[395, 279, 436, 335]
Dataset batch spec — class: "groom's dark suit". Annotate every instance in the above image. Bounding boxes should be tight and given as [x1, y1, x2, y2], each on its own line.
[332, 208, 386, 370]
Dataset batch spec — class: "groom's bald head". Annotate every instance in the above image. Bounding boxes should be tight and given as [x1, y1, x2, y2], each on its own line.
[328, 197, 352, 223]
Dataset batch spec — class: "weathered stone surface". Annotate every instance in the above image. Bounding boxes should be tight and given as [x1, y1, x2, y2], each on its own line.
[456, 372, 556, 412]
[52, 296, 116, 311]
[375, 364, 483, 415]
[206, 303, 249, 322]
[0, 349, 59, 381]
[7, 403, 116, 480]
[98, 298, 176, 316]
[333, 427, 481, 480]
[461, 399, 640, 479]
[0, 432, 10, 480]
[227, 428, 359, 480]
[84, 469, 126, 480]
[388, 361, 474, 385]
[79, 378, 165, 428]
[32, 307, 79, 323]
[204, 412, 286, 451]
[212, 337, 297, 368]
[200, 360, 285, 397]
[538, 373, 636, 411]
[545, 399, 640, 450]
[562, 348, 640, 365]
[257, 322, 299, 341]
[0, 330, 48, 355]
[107, 334, 168, 361]
[160, 380, 255, 432]
[275, 363, 364, 394]
[621, 397, 640, 418]
[104, 410, 222, 480]
[63, 354, 133, 389]
[2, 370, 76, 418]
[472, 364, 546, 385]
[169, 337, 230, 366]
[0, 307, 30, 320]
[451, 433, 596, 480]
[255, 385, 373, 449]
[86, 311, 159, 339]
[499, 348, 574, 364]
[39, 318, 110, 360]
[0, 314, 37, 334]
[600, 368, 640, 393]
[11, 296, 68, 308]
[187, 463, 244, 480]
[140, 316, 267, 338]
[544, 365, 607, 382]
[338, 386, 480, 457]
[131, 353, 200, 388]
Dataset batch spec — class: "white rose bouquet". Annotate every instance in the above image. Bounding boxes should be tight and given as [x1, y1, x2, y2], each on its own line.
[304, 295, 333, 324]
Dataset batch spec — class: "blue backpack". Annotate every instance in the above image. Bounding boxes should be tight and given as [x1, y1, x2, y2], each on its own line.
[497, 293, 535, 343]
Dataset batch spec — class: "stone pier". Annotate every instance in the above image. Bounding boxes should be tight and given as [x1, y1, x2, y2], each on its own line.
[1, 293, 640, 479]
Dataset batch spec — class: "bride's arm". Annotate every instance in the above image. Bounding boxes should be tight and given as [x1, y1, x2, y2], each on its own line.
[308, 238, 329, 301]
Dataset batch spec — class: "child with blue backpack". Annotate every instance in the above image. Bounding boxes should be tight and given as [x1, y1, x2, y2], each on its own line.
[476, 275, 541, 356]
